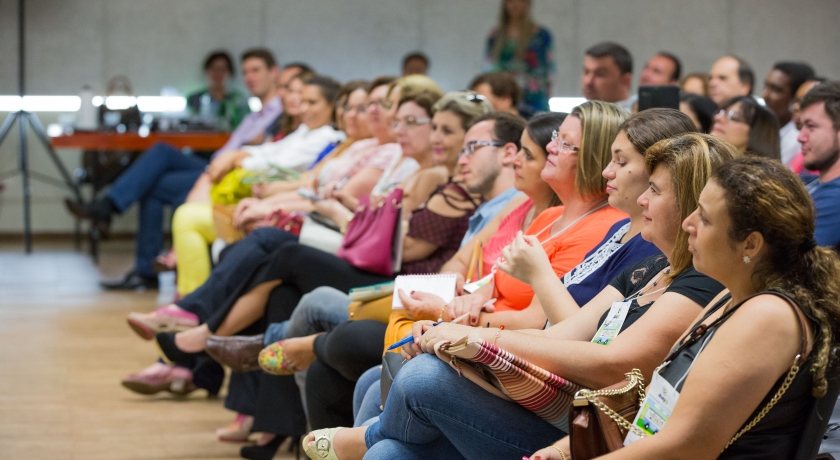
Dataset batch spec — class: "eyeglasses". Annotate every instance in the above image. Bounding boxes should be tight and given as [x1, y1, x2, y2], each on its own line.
[391, 116, 431, 130]
[367, 99, 393, 111]
[551, 130, 580, 153]
[717, 109, 748, 124]
[343, 103, 366, 114]
[459, 140, 505, 158]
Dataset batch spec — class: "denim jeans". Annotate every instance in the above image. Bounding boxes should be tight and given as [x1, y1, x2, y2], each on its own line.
[363, 354, 564, 460]
[353, 365, 382, 427]
[106, 142, 207, 276]
[263, 286, 352, 345]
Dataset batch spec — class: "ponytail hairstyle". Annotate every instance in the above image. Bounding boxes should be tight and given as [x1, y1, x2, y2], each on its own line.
[645, 133, 741, 280]
[712, 156, 840, 397]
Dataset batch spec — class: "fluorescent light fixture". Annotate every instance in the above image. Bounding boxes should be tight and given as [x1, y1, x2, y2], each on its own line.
[46, 123, 64, 137]
[0, 95, 81, 112]
[549, 97, 587, 113]
[249, 97, 262, 112]
[137, 96, 187, 113]
[104, 96, 137, 110]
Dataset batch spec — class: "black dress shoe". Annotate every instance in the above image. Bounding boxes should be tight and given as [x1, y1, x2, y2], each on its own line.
[100, 271, 159, 291]
[64, 197, 114, 238]
[155, 332, 208, 364]
[205, 334, 265, 373]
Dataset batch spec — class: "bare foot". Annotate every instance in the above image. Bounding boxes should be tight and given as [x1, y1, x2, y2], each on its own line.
[255, 432, 275, 446]
[131, 361, 173, 378]
[304, 426, 368, 460]
[174, 324, 211, 353]
[216, 413, 254, 442]
[281, 333, 323, 371]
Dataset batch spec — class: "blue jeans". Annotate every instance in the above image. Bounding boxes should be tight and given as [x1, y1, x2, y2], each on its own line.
[354, 365, 382, 427]
[363, 354, 564, 460]
[106, 142, 207, 276]
[263, 286, 352, 345]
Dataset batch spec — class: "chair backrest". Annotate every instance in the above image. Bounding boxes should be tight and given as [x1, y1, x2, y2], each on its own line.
[796, 347, 840, 460]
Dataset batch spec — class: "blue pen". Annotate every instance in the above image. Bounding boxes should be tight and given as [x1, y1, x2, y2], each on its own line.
[385, 312, 472, 351]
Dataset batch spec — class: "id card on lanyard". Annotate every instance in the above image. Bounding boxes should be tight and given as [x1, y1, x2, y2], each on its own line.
[591, 301, 631, 345]
[624, 370, 680, 445]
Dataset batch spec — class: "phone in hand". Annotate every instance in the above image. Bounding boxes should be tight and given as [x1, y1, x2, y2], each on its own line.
[297, 187, 322, 202]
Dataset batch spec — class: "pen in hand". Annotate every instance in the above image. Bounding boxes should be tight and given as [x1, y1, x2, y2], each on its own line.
[386, 312, 471, 351]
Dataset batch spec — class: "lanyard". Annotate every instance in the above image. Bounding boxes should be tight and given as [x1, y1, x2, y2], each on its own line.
[531, 201, 609, 247]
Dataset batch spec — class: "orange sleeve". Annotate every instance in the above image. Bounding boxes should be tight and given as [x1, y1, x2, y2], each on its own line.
[383, 309, 415, 355]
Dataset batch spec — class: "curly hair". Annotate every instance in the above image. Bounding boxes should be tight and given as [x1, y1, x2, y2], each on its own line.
[712, 156, 840, 397]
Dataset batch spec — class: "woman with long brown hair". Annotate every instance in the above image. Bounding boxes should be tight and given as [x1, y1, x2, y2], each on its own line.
[484, 0, 554, 116]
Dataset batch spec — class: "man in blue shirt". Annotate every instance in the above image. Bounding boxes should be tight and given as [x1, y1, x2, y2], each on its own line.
[458, 112, 526, 246]
[798, 81, 840, 248]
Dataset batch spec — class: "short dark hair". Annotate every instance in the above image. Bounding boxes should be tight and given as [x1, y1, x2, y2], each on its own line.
[469, 71, 522, 107]
[586, 42, 633, 75]
[773, 62, 817, 97]
[800, 81, 840, 131]
[730, 55, 755, 95]
[304, 75, 342, 106]
[656, 51, 682, 81]
[240, 48, 277, 69]
[369, 76, 398, 93]
[403, 52, 429, 68]
[283, 62, 315, 75]
[203, 50, 234, 75]
[526, 112, 567, 154]
[474, 112, 527, 149]
[720, 96, 781, 160]
[679, 92, 718, 133]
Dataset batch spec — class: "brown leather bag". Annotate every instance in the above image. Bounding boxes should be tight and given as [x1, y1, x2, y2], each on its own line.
[569, 369, 646, 459]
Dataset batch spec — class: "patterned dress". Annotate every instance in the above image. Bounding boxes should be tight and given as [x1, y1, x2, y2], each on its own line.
[484, 26, 555, 116]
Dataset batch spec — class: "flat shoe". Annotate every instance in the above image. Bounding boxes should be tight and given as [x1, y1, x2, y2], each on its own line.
[121, 366, 196, 396]
[258, 340, 297, 376]
[205, 334, 264, 373]
[216, 413, 254, 442]
[127, 307, 199, 341]
[303, 427, 345, 460]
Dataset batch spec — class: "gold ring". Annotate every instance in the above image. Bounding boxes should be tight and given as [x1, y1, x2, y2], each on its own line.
[424, 336, 430, 344]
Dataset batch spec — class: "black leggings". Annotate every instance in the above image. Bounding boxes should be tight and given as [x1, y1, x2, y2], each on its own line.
[306, 320, 388, 429]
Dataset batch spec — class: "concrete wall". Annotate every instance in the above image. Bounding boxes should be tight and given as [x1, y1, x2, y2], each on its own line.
[1, 0, 839, 233]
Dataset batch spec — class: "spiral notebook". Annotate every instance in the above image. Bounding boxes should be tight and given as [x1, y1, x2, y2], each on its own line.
[391, 274, 457, 309]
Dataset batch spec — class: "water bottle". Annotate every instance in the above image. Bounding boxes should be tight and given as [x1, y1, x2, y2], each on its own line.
[76, 85, 97, 130]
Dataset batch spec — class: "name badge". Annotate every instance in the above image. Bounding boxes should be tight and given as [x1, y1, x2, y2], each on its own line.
[624, 372, 680, 445]
[591, 301, 631, 345]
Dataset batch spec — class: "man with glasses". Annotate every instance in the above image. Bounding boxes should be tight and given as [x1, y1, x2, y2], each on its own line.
[458, 112, 527, 245]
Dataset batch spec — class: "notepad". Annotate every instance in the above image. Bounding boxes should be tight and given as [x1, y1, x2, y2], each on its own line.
[348, 281, 395, 302]
[391, 274, 458, 309]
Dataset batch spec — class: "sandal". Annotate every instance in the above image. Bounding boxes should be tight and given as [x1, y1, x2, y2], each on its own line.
[303, 427, 345, 460]
[258, 340, 298, 375]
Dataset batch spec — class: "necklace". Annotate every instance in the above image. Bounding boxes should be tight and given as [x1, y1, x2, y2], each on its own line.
[626, 267, 671, 302]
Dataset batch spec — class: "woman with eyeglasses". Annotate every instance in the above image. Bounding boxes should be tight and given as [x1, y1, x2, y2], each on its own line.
[711, 96, 781, 160]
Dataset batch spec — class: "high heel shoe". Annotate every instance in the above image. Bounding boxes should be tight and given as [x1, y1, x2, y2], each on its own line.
[240, 434, 284, 460]
[155, 332, 207, 364]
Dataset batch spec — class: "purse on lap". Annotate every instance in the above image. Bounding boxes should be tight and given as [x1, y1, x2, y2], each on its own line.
[433, 332, 582, 430]
[337, 189, 403, 276]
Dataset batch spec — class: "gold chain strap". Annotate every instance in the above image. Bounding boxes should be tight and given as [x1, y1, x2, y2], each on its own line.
[574, 369, 648, 438]
[724, 358, 800, 449]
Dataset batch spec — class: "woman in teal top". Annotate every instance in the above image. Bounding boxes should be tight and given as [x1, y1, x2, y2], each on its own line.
[484, 0, 555, 117]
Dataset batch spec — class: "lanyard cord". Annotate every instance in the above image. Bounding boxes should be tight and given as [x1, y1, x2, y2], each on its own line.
[625, 267, 671, 303]
[532, 201, 610, 247]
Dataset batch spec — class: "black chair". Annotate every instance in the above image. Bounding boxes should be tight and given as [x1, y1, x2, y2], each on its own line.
[797, 347, 840, 459]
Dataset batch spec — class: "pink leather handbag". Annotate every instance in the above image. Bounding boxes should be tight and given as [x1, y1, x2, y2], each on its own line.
[337, 188, 403, 276]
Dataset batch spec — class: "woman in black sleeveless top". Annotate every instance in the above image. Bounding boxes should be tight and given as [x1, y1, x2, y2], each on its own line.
[598, 157, 840, 458]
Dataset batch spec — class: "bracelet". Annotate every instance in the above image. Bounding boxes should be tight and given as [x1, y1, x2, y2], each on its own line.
[493, 325, 505, 347]
[339, 214, 353, 234]
[437, 306, 446, 322]
[548, 445, 567, 460]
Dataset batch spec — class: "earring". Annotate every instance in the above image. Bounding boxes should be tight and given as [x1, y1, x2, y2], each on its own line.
[743, 255, 751, 264]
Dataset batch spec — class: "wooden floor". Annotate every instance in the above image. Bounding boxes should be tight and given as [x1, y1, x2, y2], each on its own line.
[0, 239, 297, 459]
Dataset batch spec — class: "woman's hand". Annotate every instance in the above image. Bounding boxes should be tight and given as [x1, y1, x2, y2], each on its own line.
[312, 198, 347, 222]
[496, 231, 552, 286]
[527, 437, 570, 460]
[207, 151, 247, 183]
[401, 320, 436, 360]
[397, 289, 447, 321]
[417, 322, 475, 353]
[233, 198, 273, 229]
[445, 292, 493, 327]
